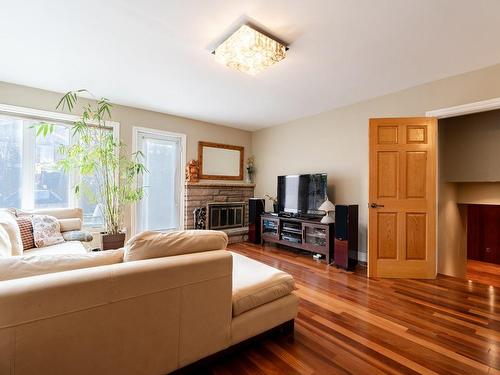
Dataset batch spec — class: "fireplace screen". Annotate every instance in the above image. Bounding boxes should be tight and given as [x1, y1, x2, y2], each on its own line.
[207, 202, 245, 230]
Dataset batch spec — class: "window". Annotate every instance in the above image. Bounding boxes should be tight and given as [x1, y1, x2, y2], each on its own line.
[79, 174, 105, 228]
[0, 111, 115, 228]
[0, 117, 22, 208]
[34, 123, 70, 209]
[134, 128, 185, 234]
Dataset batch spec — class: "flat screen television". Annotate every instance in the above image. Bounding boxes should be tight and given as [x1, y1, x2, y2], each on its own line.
[277, 174, 328, 215]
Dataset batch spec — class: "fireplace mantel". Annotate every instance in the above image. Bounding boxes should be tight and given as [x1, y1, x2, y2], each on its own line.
[185, 182, 255, 188]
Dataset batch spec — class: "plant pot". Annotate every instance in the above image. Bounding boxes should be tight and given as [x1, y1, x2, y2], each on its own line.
[273, 203, 279, 213]
[101, 232, 126, 250]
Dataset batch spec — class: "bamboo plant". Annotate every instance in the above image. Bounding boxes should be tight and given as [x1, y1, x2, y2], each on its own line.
[36, 90, 146, 235]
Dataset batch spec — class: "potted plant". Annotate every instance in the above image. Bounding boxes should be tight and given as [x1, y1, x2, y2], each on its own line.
[246, 156, 255, 183]
[36, 90, 146, 249]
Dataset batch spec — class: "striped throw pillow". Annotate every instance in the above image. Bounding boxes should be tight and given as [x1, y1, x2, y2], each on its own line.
[16, 216, 35, 251]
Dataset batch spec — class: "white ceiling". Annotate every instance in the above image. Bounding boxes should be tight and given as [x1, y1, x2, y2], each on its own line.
[1, 0, 500, 131]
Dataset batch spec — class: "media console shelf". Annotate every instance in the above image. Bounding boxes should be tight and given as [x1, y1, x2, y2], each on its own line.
[261, 213, 334, 264]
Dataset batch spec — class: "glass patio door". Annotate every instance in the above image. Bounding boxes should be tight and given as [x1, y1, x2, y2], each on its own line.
[135, 129, 184, 233]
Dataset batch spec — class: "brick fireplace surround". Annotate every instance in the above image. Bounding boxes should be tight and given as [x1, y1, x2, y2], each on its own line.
[184, 182, 255, 243]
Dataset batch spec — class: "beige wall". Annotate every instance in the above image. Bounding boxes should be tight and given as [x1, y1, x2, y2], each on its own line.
[0, 81, 252, 234]
[457, 182, 500, 204]
[440, 109, 500, 182]
[437, 117, 467, 278]
[437, 182, 467, 277]
[252, 63, 500, 265]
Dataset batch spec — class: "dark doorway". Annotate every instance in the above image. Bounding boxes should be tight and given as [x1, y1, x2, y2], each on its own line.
[467, 204, 500, 265]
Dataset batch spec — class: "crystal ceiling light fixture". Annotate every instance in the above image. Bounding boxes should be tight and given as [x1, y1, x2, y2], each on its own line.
[213, 24, 288, 75]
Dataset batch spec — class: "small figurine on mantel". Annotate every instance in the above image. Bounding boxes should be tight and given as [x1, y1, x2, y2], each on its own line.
[186, 159, 199, 182]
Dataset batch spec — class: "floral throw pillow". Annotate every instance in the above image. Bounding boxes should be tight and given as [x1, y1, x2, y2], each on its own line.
[32, 215, 64, 248]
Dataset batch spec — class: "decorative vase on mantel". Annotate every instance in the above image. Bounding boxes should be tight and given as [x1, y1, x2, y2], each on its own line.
[186, 159, 199, 182]
[246, 169, 255, 184]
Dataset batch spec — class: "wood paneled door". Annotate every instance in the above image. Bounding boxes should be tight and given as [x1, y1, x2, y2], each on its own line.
[368, 118, 437, 278]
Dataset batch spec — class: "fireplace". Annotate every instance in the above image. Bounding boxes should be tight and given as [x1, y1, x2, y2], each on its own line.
[184, 182, 255, 243]
[207, 202, 245, 230]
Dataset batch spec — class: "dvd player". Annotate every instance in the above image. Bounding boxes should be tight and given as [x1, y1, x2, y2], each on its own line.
[281, 234, 302, 243]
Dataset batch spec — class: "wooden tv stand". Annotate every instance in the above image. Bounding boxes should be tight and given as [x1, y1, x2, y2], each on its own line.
[260, 213, 334, 264]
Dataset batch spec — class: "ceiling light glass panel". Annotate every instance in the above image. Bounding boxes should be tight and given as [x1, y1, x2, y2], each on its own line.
[214, 25, 287, 75]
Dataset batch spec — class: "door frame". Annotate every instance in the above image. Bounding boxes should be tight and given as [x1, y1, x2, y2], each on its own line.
[426, 97, 500, 119]
[131, 126, 186, 236]
[425, 96, 500, 276]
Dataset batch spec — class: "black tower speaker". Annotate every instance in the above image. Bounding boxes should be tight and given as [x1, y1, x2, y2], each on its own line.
[248, 198, 265, 244]
[334, 205, 358, 270]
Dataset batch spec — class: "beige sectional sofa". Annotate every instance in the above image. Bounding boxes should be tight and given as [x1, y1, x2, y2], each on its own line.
[0, 209, 298, 374]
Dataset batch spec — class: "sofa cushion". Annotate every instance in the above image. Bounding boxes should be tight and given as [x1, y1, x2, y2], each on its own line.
[0, 249, 124, 281]
[0, 209, 23, 256]
[32, 214, 64, 248]
[16, 207, 83, 221]
[123, 230, 228, 262]
[0, 225, 11, 257]
[23, 240, 88, 256]
[16, 216, 36, 251]
[59, 218, 82, 232]
[16, 208, 83, 232]
[231, 252, 295, 317]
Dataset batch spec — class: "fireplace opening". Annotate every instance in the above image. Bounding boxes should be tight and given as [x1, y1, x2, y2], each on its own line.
[207, 202, 245, 230]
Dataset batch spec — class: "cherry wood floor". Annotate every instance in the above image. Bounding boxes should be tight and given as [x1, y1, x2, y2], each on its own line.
[205, 242, 499, 375]
[467, 260, 500, 289]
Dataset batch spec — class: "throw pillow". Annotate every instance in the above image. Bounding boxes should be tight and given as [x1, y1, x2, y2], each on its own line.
[16, 216, 35, 251]
[123, 230, 228, 262]
[62, 230, 94, 242]
[0, 209, 23, 256]
[32, 215, 64, 248]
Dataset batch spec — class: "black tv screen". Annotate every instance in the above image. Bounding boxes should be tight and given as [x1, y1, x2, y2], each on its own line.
[277, 174, 328, 215]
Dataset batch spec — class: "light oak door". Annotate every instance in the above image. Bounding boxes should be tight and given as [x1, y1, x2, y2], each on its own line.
[368, 118, 437, 278]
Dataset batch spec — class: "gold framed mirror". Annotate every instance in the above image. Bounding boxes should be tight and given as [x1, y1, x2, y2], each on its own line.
[198, 141, 244, 180]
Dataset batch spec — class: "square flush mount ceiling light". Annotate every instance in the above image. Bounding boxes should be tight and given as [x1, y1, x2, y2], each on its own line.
[213, 25, 287, 75]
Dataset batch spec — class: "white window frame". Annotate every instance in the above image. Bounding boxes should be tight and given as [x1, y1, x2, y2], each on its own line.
[131, 126, 186, 236]
[0, 102, 120, 229]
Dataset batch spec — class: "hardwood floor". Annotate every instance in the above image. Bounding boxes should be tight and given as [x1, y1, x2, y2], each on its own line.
[206, 242, 499, 375]
[467, 260, 500, 289]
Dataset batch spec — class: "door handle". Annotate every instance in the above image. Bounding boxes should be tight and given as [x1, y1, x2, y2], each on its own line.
[370, 203, 385, 208]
